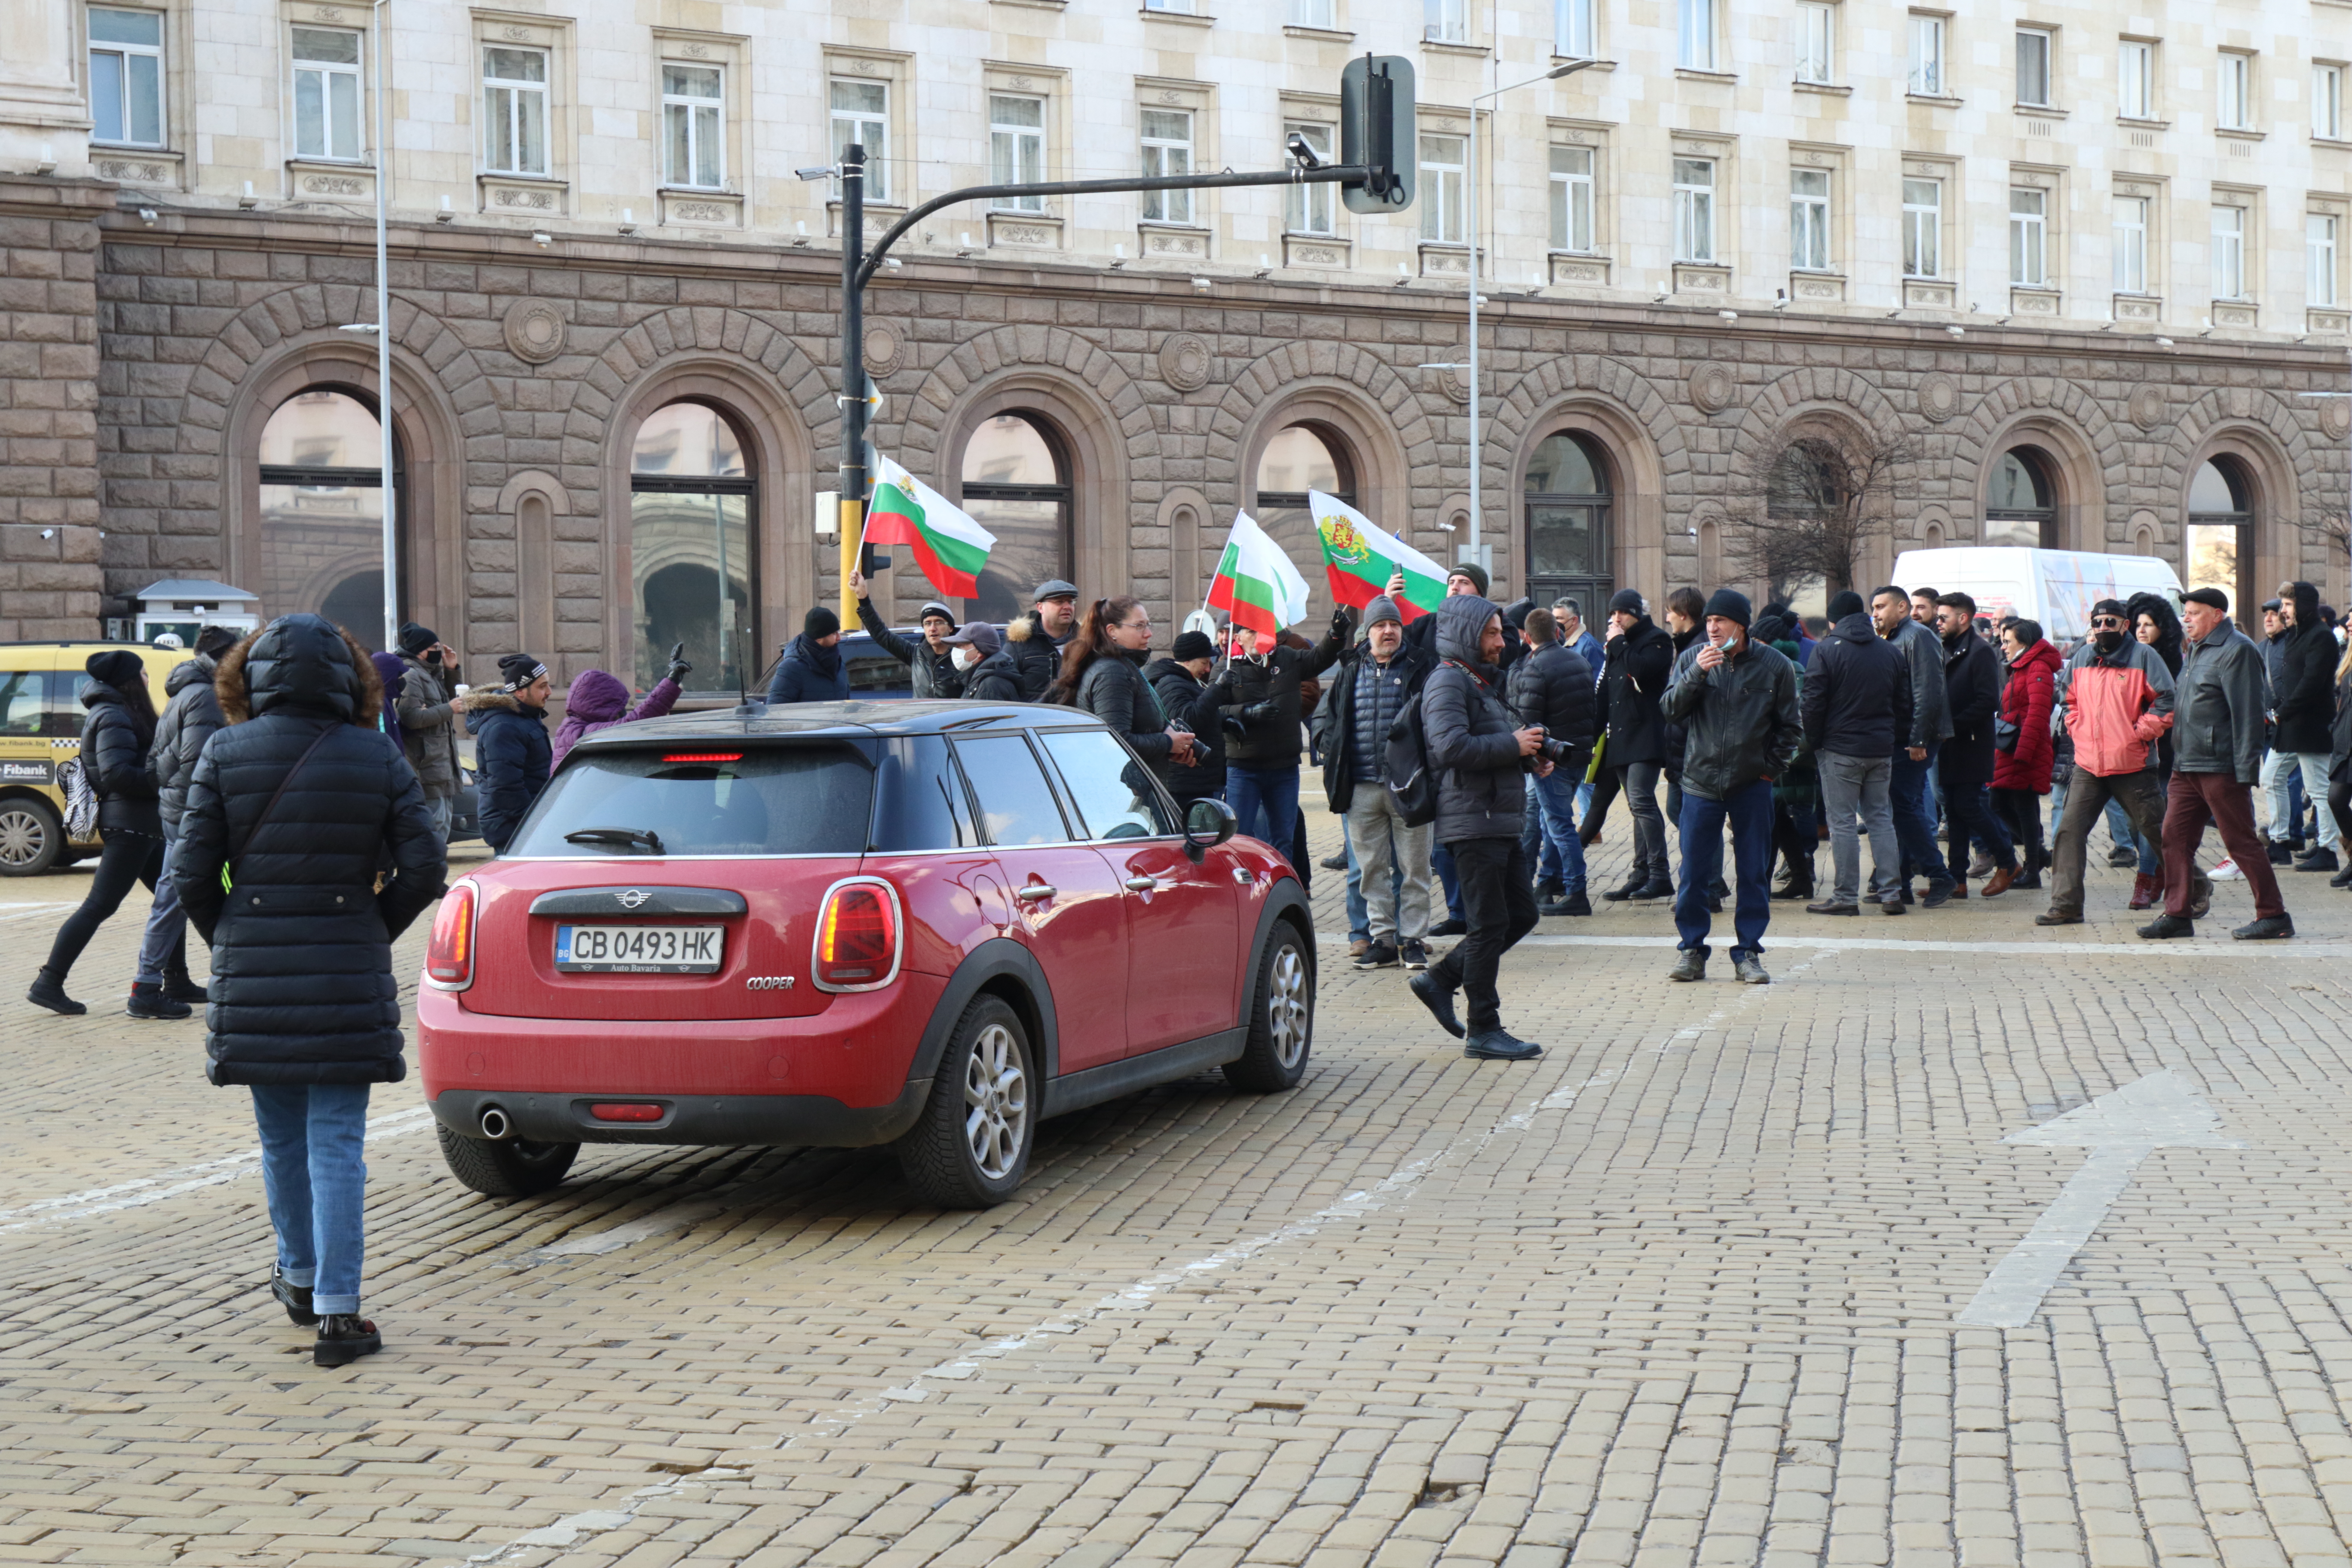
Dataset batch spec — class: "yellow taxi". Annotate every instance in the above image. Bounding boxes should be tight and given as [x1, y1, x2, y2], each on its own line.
[0, 641, 196, 876]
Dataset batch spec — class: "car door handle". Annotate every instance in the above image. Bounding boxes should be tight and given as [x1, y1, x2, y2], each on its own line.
[1123, 876, 1158, 892]
[1014, 884, 1057, 902]
[1232, 868, 1254, 885]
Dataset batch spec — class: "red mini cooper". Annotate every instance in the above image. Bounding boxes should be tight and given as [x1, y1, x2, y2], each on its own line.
[417, 701, 1315, 1207]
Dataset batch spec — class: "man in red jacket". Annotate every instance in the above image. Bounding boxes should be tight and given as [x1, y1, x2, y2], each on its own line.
[2039, 598, 2186, 925]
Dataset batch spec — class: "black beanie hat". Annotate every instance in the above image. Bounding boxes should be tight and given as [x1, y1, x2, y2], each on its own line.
[1608, 588, 1645, 616]
[1171, 630, 1216, 662]
[2090, 597, 2131, 622]
[805, 606, 842, 640]
[1703, 588, 1753, 628]
[397, 621, 437, 656]
[85, 649, 143, 690]
[497, 652, 547, 689]
[1449, 560, 1490, 597]
[1826, 590, 1866, 620]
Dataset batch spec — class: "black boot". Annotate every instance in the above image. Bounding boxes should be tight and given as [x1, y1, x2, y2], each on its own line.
[160, 968, 208, 1005]
[26, 971, 84, 1017]
[125, 982, 190, 1021]
[313, 1314, 382, 1367]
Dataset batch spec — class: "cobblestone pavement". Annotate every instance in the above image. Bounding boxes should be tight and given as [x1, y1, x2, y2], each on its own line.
[5, 807, 2352, 1568]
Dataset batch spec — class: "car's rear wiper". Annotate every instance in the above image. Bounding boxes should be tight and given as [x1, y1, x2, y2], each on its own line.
[564, 827, 665, 854]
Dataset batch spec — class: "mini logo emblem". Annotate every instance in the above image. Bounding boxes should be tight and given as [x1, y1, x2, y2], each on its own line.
[618, 889, 649, 909]
[746, 976, 795, 990]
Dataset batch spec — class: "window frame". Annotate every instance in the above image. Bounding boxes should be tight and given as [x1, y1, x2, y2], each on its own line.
[1795, 3, 1835, 85]
[1672, 156, 1716, 263]
[2118, 40, 2155, 120]
[2212, 203, 2248, 300]
[989, 93, 1047, 214]
[1678, 0, 1718, 72]
[1907, 14, 1946, 97]
[1288, 0, 1336, 25]
[2309, 212, 2340, 307]
[1549, 143, 1595, 253]
[2009, 186, 2049, 287]
[1902, 176, 1942, 278]
[1418, 131, 1467, 244]
[481, 44, 551, 177]
[1556, 0, 1595, 59]
[2316, 64, 2346, 140]
[1790, 167, 1831, 272]
[1285, 120, 1336, 236]
[1139, 106, 1195, 226]
[2218, 51, 2254, 131]
[2015, 27, 2055, 109]
[87, 6, 166, 149]
[291, 25, 364, 163]
[829, 77, 889, 205]
[662, 63, 724, 190]
[1425, 0, 1468, 45]
[2114, 194, 2150, 294]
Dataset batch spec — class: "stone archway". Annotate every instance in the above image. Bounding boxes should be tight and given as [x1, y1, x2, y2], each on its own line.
[2165, 386, 2331, 605]
[1943, 379, 2128, 553]
[1489, 357, 1689, 604]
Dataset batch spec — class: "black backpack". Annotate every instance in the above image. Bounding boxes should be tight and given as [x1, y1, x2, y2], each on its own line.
[1384, 690, 1439, 827]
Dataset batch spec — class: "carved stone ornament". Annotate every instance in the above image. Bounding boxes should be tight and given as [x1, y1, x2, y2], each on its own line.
[2323, 398, 2352, 441]
[311, 5, 346, 18]
[1158, 332, 1212, 392]
[1431, 364, 1470, 405]
[863, 322, 900, 374]
[502, 299, 568, 364]
[1687, 362, 1736, 414]
[500, 24, 533, 40]
[2128, 383, 2168, 432]
[1917, 371, 1962, 423]
[683, 42, 711, 58]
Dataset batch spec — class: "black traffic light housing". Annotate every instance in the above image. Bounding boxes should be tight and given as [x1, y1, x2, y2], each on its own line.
[1340, 54, 1416, 215]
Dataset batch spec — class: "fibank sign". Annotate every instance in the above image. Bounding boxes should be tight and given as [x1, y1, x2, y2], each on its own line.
[0, 761, 52, 784]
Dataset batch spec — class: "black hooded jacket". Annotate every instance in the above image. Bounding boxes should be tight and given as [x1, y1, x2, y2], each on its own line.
[1145, 655, 1227, 802]
[1939, 625, 2006, 786]
[1596, 614, 1675, 768]
[79, 676, 162, 837]
[962, 646, 1023, 704]
[2274, 581, 2337, 756]
[1421, 594, 1527, 842]
[1212, 620, 1346, 767]
[172, 614, 443, 1087]
[1801, 610, 1912, 759]
[151, 652, 227, 835]
[1504, 640, 1596, 773]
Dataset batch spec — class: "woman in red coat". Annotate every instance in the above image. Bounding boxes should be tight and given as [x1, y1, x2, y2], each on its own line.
[1991, 619, 2062, 890]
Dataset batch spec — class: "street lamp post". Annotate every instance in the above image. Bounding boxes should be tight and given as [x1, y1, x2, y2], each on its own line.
[371, 0, 395, 653]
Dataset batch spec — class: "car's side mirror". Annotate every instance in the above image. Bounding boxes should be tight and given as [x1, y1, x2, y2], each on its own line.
[1183, 797, 1238, 863]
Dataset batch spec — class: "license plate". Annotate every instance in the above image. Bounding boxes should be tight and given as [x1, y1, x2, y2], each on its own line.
[554, 923, 724, 974]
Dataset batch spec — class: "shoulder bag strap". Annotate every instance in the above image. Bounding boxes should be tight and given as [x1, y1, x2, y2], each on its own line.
[227, 724, 340, 887]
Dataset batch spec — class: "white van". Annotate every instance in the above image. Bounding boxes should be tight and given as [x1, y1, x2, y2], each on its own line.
[1890, 548, 2184, 642]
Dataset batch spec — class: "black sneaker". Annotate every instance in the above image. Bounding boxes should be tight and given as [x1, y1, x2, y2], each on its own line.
[125, 983, 191, 1021]
[2294, 848, 2339, 873]
[313, 1314, 381, 1367]
[272, 1265, 318, 1327]
[2136, 913, 2195, 940]
[26, 973, 84, 1017]
[1427, 917, 1468, 937]
[1601, 877, 1644, 903]
[1464, 1028, 1542, 1061]
[1354, 941, 1399, 970]
[1399, 940, 1429, 971]
[1921, 879, 1956, 909]
[1633, 879, 1677, 903]
[1407, 971, 1465, 1039]
[2332, 863, 2352, 888]
[2106, 845, 2139, 867]
[2233, 914, 2294, 940]
[1319, 851, 1348, 871]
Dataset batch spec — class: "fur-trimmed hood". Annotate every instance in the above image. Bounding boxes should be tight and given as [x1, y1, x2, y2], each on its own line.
[1006, 610, 1039, 644]
[460, 689, 539, 717]
[216, 615, 383, 726]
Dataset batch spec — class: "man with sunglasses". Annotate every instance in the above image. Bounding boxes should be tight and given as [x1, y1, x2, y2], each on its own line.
[2038, 597, 2187, 926]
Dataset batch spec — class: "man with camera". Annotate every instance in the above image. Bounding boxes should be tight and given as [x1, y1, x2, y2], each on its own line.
[1660, 590, 1802, 983]
[394, 622, 465, 851]
[1508, 606, 1597, 916]
[1406, 593, 1558, 1061]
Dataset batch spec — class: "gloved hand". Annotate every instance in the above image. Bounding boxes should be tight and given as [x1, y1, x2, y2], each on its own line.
[665, 641, 693, 683]
[1332, 605, 1355, 640]
[1241, 700, 1280, 724]
[1222, 713, 1248, 736]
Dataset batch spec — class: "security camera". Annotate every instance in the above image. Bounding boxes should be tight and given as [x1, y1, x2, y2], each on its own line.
[1285, 132, 1325, 171]
[794, 165, 834, 182]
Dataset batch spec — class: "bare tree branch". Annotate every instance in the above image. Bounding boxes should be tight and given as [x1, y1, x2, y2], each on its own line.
[1718, 426, 1921, 596]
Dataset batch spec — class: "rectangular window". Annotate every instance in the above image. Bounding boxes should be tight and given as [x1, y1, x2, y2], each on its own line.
[830, 78, 888, 203]
[1287, 0, 1335, 24]
[1796, 3, 1835, 83]
[88, 7, 164, 146]
[1139, 108, 1194, 224]
[1902, 177, 1941, 276]
[2119, 40, 2154, 119]
[2218, 52, 2252, 129]
[2310, 213, 2339, 306]
[2212, 204, 2246, 298]
[1550, 144, 1594, 251]
[2316, 65, 2346, 139]
[1142, 0, 1193, 9]
[662, 65, 722, 188]
[482, 46, 548, 175]
[1908, 14, 1945, 95]
[2114, 196, 2149, 293]
[1673, 157, 1715, 262]
[1425, 0, 1467, 44]
[2009, 187, 2048, 285]
[1679, 0, 1718, 70]
[2016, 28, 2053, 107]
[1285, 121, 1335, 234]
[1419, 132, 1466, 243]
[1790, 168, 1830, 270]
[1556, 0, 1594, 58]
[989, 94, 1045, 211]
[291, 26, 361, 161]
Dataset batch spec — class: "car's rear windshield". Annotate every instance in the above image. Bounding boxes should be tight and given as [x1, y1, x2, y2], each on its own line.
[502, 743, 874, 858]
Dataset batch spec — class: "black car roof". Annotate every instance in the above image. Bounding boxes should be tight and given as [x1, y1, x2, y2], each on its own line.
[569, 698, 1109, 749]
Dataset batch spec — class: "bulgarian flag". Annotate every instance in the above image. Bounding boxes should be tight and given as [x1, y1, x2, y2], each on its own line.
[1311, 490, 1445, 622]
[1207, 511, 1310, 653]
[862, 455, 995, 598]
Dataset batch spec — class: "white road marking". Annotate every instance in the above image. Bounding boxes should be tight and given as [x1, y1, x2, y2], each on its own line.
[1956, 1070, 2241, 1329]
[1319, 931, 2352, 959]
[518, 1200, 732, 1264]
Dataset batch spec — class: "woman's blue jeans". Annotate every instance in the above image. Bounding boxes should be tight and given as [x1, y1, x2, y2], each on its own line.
[250, 1083, 372, 1315]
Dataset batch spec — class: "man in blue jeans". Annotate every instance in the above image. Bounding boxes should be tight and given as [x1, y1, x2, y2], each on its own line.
[1509, 606, 1597, 915]
[1871, 584, 1957, 905]
[1660, 590, 1801, 983]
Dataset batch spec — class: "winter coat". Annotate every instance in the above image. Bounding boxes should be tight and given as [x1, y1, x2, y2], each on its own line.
[468, 690, 553, 851]
[1596, 615, 1675, 768]
[1938, 627, 2006, 787]
[1660, 637, 1802, 802]
[1886, 616, 1953, 747]
[172, 614, 442, 1087]
[1801, 610, 1911, 760]
[1991, 638, 2061, 793]
[1212, 622, 1346, 768]
[1073, 649, 1175, 781]
[1145, 655, 1227, 802]
[2058, 637, 2175, 778]
[150, 652, 225, 836]
[80, 677, 162, 837]
[1320, 640, 1434, 812]
[857, 597, 963, 700]
[2331, 660, 2352, 782]
[766, 633, 850, 704]
[550, 668, 681, 772]
[1004, 611, 1069, 702]
[1421, 594, 1527, 844]
[2273, 582, 2336, 755]
[1504, 640, 1596, 773]
[1565, 628, 1605, 677]
[1660, 625, 1702, 783]
[2174, 620, 2272, 783]
[395, 651, 464, 799]
[962, 647, 1024, 704]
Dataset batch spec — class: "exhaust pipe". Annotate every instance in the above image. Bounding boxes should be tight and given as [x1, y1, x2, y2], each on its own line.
[479, 1106, 511, 1140]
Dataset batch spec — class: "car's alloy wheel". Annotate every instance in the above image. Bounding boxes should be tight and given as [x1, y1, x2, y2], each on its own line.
[897, 996, 1035, 1207]
[962, 1019, 1030, 1182]
[1224, 921, 1314, 1093]
[0, 801, 62, 876]
[1265, 943, 1309, 1071]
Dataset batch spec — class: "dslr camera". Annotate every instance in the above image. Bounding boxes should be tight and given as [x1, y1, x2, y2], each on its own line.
[1525, 725, 1574, 770]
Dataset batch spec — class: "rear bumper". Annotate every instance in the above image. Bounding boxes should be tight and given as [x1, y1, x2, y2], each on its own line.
[427, 1080, 928, 1148]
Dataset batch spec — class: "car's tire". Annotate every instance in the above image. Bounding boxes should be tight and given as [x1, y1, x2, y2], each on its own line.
[0, 797, 64, 877]
[1223, 919, 1314, 1093]
[894, 995, 1035, 1208]
[435, 1122, 579, 1197]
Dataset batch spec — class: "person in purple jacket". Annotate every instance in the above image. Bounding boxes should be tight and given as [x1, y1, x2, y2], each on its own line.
[548, 644, 691, 772]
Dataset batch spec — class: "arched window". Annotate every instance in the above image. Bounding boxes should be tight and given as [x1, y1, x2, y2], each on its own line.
[1251, 423, 1354, 623]
[1525, 431, 1612, 613]
[2187, 457, 2254, 616]
[257, 389, 402, 647]
[959, 413, 1071, 623]
[630, 401, 753, 695]
[1985, 447, 2058, 548]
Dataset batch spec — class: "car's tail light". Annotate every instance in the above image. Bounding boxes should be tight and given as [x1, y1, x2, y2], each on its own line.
[590, 1102, 665, 1122]
[812, 878, 902, 992]
[426, 880, 478, 992]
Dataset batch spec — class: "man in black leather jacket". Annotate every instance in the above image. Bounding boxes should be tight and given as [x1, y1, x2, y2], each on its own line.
[1660, 589, 1801, 984]
[1211, 608, 1347, 864]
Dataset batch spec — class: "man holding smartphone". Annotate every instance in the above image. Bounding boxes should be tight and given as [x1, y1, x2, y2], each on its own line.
[394, 622, 465, 851]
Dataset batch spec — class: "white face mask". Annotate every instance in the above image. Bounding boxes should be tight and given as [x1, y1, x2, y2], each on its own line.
[953, 646, 979, 671]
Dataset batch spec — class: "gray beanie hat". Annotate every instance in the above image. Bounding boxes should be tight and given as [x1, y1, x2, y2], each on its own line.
[1362, 594, 1403, 628]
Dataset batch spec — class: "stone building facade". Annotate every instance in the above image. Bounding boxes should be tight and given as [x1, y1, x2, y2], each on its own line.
[1, 0, 2348, 674]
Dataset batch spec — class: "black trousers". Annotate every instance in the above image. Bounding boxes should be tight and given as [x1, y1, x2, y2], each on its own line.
[1991, 787, 2047, 875]
[44, 829, 172, 982]
[1425, 836, 1539, 1033]
[2330, 768, 2352, 850]
[1941, 769, 2015, 875]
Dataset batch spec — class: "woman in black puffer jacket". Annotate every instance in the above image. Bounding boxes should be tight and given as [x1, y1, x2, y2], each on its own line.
[29, 650, 174, 1016]
[1049, 596, 1195, 792]
[172, 614, 443, 1367]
